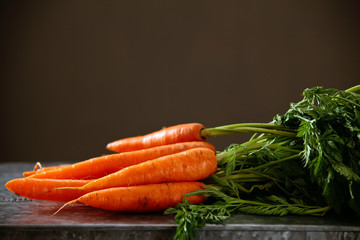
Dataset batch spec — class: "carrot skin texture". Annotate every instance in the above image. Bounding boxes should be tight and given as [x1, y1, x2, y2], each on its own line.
[5, 178, 91, 202]
[76, 147, 217, 191]
[72, 182, 206, 212]
[106, 123, 206, 153]
[28, 141, 215, 180]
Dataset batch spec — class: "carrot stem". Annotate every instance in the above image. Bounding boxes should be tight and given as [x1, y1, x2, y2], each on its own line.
[201, 123, 297, 138]
[231, 154, 301, 174]
[304, 206, 330, 216]
[345, 84, 360, 92]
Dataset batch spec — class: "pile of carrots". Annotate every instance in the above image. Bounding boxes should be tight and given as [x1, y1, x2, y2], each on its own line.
[5, 123, 217, 213]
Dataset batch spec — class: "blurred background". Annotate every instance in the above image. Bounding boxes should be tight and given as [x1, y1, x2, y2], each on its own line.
[0, 1, 359, 164]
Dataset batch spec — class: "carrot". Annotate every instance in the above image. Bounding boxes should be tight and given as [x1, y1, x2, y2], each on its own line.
[23, 165, 65, 177]
[58, 147, 217, 192]
[106, 123, 206, 152]
[5, 178, 92, 202]
[28, 141, 215, 180]
[54, 182, 205, 213]
[23, 167, 54, 177]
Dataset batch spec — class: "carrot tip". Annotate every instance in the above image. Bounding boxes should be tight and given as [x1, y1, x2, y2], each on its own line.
[52, 199, 78, 216]
[34, 162, 42, 171]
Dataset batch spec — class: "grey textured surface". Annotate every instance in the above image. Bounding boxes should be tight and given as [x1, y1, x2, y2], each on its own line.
[1, 162, 360, 240]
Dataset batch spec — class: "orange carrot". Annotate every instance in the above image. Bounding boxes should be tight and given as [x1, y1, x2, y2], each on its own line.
[59, 147, 217, 192]
[107, 123, 206, 152]
[28, 141, 215, 180]
[23, 165, 65, 177]
[54, 182, 205, 213]
[5, 178, 92, 202]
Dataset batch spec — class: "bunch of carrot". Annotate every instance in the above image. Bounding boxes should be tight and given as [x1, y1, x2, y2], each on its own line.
[5, 123, 218, 213]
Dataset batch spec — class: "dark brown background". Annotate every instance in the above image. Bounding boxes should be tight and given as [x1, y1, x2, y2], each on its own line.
[1, 1, 359, 164]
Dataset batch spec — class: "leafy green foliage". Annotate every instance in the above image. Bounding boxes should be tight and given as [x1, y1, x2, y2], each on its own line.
[166, 85, 360, 240]
[164, 197, 231, 240]
[275, 86, 360, 213]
